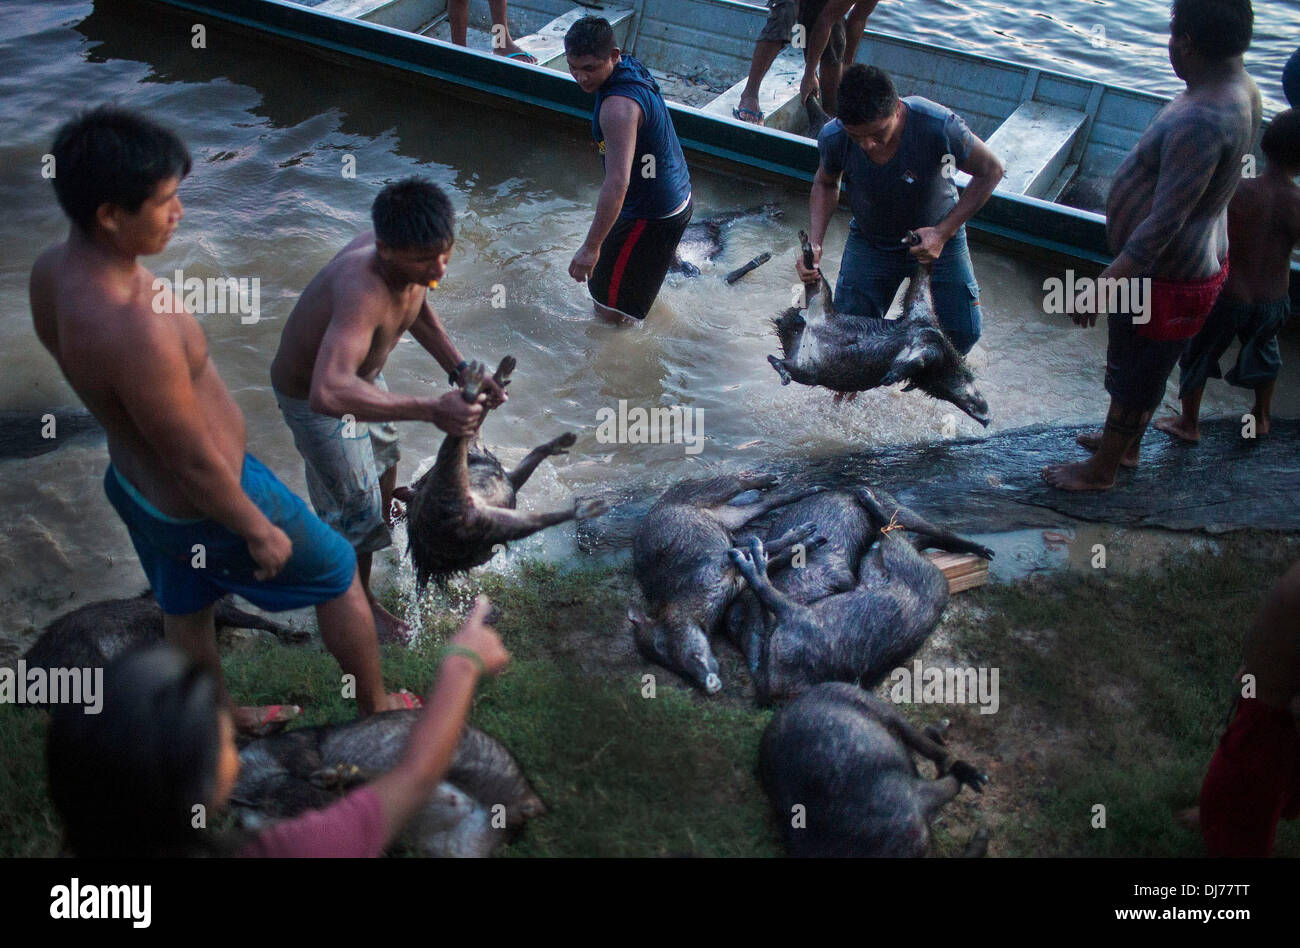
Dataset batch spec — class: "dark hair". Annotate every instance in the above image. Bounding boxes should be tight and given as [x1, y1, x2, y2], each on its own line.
[46, 644, 223, 857]
[836, 65, 900, 126]
[564, 16, 616, 59]
[1261, 109, 1300, 169]
[371, 177, 455, 252]
[1170, 0, 1253, 60]
[49, 106, 191, 234]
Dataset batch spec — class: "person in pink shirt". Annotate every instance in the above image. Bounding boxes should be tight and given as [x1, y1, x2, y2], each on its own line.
[46, 597, 508, 858]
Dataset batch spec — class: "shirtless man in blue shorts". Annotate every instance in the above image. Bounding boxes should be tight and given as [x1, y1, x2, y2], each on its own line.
[30, 107, 412, 731]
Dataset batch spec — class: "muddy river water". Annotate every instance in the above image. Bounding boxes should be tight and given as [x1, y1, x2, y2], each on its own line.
[1, 0, 1297, 637]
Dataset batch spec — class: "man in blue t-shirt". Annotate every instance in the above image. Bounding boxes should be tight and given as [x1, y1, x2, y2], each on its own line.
[565, 16, 693, 323]
[796, 65, 1004, 354]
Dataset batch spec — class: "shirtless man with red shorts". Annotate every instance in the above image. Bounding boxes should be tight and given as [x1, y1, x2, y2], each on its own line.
[1042, 0, 1261, 492]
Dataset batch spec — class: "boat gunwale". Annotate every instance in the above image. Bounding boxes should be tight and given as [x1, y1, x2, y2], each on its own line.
[137, 0, 1300, 297]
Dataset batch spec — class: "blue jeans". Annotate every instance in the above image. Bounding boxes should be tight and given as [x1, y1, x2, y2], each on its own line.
[833, 225, 982, 354]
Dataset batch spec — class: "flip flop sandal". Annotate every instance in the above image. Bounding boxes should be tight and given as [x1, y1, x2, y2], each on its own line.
[507, 51, 538, 64]
[733, 106, 765, 124]
[393, 690, 424, 710]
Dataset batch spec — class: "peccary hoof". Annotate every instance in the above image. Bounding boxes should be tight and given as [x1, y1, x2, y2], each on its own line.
[767, 354, 793, 385]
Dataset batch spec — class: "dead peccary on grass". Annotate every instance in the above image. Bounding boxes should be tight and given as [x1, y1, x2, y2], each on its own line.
[760, 682, 988, 857]
[232, 711, 546, 858]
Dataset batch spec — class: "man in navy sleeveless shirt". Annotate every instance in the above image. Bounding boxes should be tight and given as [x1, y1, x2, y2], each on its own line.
[565, 16, 693, 322]
[796, 65, 1004, 355]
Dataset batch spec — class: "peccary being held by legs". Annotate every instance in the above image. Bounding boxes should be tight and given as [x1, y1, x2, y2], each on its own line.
[232, 711, 546, 858]
[728, 486, 993, 705]
[767, 265, 991, 427]
[760, 682, 988, 857]
[629, 473, 825, 694]
[406, 358, 608, 589]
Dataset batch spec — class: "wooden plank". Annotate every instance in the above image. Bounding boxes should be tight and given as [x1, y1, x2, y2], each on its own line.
[926, 551, 989, 594]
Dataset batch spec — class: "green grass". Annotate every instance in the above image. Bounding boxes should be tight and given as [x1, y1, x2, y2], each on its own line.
[3, 535, 1297, 857]
[936, 531, 1300, 857]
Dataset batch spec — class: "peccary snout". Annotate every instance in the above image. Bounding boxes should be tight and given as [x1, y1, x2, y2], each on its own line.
[628, 606, 722, 694]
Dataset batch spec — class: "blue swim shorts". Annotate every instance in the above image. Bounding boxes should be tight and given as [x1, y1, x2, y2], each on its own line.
[103, 454, 357, 616]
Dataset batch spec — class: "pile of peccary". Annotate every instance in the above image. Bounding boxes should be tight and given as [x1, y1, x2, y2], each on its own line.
[630, 474, 993, 856]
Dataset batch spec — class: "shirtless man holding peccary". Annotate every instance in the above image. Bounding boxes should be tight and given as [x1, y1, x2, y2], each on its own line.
[271, 178, 506, 643]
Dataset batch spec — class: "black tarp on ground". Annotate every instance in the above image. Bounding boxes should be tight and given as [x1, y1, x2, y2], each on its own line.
[578, 417, 1300, 552]
[0, 410, 102, 461]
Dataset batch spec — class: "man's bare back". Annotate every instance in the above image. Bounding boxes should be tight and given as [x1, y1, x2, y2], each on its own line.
[1106, 76, 1261, 281]
[1220, 171, 1300, 303]
[270, 231, 427, 402]
[30, 227, 248, 521]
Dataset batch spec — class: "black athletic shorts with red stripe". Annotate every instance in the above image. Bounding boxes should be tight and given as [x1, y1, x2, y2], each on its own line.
[589, 199, 693, 319]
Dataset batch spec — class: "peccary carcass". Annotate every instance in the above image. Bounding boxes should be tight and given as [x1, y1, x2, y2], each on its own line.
[231, 711, 546, 858]
[671, 205, 783, 276]
[629, 473, 825, 694]
[767, 267, 991, 426]
[406, 358, 607, 589]
[760, 682, 988, 857]
[21, 591, 305, 674]
[729, 486, 993, 704]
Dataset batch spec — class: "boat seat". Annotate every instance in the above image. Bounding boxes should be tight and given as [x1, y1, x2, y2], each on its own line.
[983, 101, 1088, 199]
[518, 6, 635, 69]
[313, 0, 394, 19]
[701, 46, 808, 132]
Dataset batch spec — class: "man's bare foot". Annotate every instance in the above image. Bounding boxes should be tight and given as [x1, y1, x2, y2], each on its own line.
[1042, 459, 1116, 492]
[233, 703, 301, 737]
[389, 485, 415, 524]
[1076, 431, 1139, 467]
[370, 599, 413, 646]
[494, 41, 537, 64]
[1176, 806, 1200, 831]
[1153, 414, 1201, 443]
[831, 391, 860, 405]
[1250, 411, 1271, 436]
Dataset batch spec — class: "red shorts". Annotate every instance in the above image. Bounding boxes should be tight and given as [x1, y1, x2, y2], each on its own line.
[1140, 258, 1229, 341]
[1199, 697, 1300, 857]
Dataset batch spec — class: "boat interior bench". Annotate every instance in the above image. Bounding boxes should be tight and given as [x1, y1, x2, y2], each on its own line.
[518, 6, 634, 68]
[981, 101, 1088, 200]
[314, 0, 398, 18]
